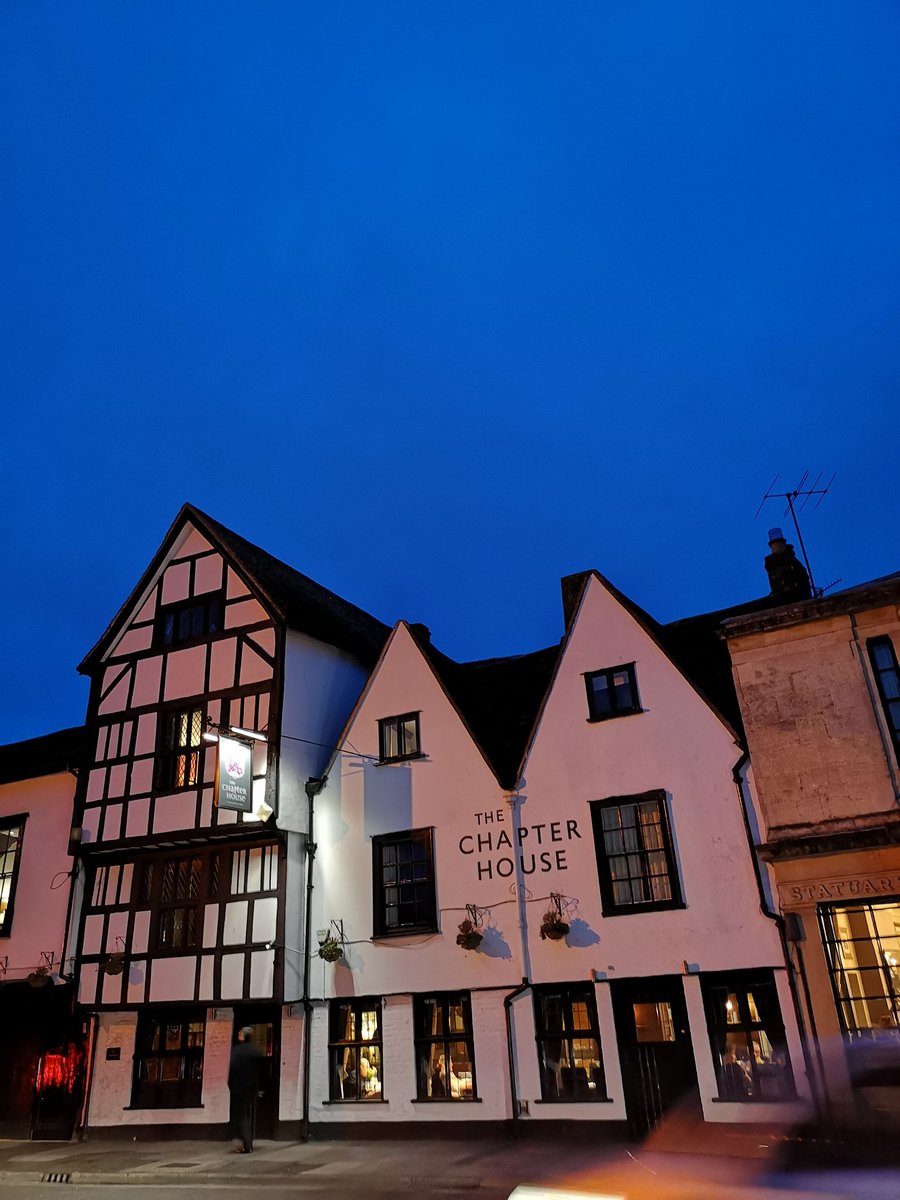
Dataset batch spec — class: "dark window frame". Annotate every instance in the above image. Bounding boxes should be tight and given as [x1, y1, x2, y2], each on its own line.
[328, 996, 384, 1101]
[868, 637, 900, 758]
[819, 899, 900, 1040]
[372, 828, 437, 938]
[584, 662, 641, 722]
[413, 992, 478, 1101]
[155, 704, 205, 791]
[0, 814, 27, 938]
[701, 970, 796, 1102]
[589, 790, 683, 916]
[135, 849, 223, 955]
[377, 712, 422, 763]
[532, 983, 608, 1102]
[131, 1008, 206, 1109]
[154, 591, 225, 650]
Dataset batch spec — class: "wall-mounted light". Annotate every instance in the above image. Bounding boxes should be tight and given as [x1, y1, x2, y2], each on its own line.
[230, 726, 267, 743]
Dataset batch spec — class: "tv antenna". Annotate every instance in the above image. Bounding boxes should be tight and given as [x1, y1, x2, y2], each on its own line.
[754, 471, 837, 597]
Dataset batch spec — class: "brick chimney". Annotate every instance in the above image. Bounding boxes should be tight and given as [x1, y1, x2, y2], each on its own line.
[764, 528, 811, 601]
[561, 571, 593, 630]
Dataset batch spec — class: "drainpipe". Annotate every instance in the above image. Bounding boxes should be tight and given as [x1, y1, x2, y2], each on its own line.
[300, 776, 326, 1143]
[732, 755, 824, 1120]
[503, 979, 531, 1130]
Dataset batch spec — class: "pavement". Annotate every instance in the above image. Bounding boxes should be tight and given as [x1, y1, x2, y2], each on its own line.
[1, 1126, 900, 1198]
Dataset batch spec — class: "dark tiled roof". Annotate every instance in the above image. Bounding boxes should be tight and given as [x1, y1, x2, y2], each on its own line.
[0, 726, 86, 785]
[80, 504, 390, 672]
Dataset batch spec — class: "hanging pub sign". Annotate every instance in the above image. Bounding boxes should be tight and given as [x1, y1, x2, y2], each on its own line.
[215, 735, 253, 812]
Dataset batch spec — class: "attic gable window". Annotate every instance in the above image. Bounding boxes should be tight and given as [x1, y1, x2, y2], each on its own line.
[155, 591, 224, 649]
[584, 663, 640, 722]
[378, 713, 421, 763]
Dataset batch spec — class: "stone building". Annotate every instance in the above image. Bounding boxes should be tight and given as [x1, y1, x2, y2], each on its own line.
[724, 551, 900, 1126]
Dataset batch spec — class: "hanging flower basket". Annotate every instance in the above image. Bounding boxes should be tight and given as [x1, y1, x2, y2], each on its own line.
[27, 966, 51, 988]
[456, 919, 483, 951]
[318, 937, 343, 963]
[539, 911, 570, 941]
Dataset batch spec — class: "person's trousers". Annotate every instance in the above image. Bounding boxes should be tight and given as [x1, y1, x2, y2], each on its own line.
[230, 1090, 254, 1151]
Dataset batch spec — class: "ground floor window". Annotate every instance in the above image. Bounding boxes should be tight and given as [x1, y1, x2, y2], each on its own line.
[413, 993, 476, 1100]
[819, 900, 900, 1037]
[131, 1009, 205, 1108]
[701, 970, 794, 1101]
[533, 983, 607, 1101]
[328, 998, 382, 1100]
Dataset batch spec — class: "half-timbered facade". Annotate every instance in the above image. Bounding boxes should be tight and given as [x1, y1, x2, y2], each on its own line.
[71, 505, 387, 1137]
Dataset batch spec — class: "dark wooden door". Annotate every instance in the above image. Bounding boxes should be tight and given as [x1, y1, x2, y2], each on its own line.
[611, 976, 700, 1136]
[233, 1006, 279, 1139]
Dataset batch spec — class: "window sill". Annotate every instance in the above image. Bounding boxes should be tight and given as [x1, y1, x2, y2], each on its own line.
[410, 1097, 482, 1104]
[533, 1097, 615, 1104]
[599, 901, 686, 917]
[375, 753, 426, 766]
[321, 1098, 388, 1105]
[124, 1103, 205, 1111]
[710, 1095, 799, 1104]
[586, 709, 645, 724]
[371, 928, 439, 941]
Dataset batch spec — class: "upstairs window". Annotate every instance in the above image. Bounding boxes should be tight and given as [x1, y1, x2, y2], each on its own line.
[0, 816, 25, 937]
[155, 592, 224, 649]
[378, 713, 421, 762]
[372, 829, 436, 937]
[868, 637, 900, 757]
[589, 791, 682, 915]
[156, 706, 204, 790]
[584, 663, 640, 721]
[132, 1009, 205, 1108]
[136, 850, 223, 952]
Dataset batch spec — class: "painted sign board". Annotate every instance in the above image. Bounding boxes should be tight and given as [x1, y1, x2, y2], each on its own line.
[215, 735, 253, 812]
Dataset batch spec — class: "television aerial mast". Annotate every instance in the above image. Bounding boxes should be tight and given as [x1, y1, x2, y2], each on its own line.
[754, 471, 838, 597]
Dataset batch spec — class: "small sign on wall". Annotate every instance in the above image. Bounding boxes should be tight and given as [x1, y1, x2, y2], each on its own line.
[105, 1047, 121, 1061]
[216, 736, 253, 812]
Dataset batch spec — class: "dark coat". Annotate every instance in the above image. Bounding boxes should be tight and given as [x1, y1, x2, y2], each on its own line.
[228, 1041, 262, 1096]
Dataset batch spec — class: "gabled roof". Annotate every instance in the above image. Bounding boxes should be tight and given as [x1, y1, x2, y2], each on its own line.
[79, 504, 390, 674]
[0, 726, 86, 785]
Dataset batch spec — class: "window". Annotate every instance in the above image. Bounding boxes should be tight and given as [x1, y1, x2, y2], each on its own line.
[820, 900, 900, 1038]
[533, 984, 607, 1101]
[135, 851, 223, 952]
[378, 713, 421, 762]
[868, 638, 900, 756]
[702, 971, 794, 1101]
[414, 993, 477, 1100]
[372, 829, 436, 937]
[156, 706, 204, 790]
[230, 845, 278, 894]
[0, 816, 25, 937]
[589, 791, 682, 914]
[328, 998, 383, 1101]
[584, 663, 640, 721]
[155, 592, 224, 648]
[132, 1009, 205, 1108]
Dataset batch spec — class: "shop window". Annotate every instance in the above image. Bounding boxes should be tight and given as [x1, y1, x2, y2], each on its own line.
[584, 663, 640, 721]
[378, 713, 421, 762]
[156, 707, 204, 790]
[155, 592, 224, 649]
[413, 993, 477, 1100]
[0, 815, 25, 936]
[131, 1009, 205, 1108]
[589, 791, 682, 914]
[328, 998, 382, 1101]
[868, 638, 900, 757]
[701, 970, 794, 1101]
[820, 901, 900, 1040]
[533, 984, 607, 1101]
[372, 828, 436, 937]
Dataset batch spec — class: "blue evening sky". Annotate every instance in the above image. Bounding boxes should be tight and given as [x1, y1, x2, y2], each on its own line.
[2, 3, 898, 742]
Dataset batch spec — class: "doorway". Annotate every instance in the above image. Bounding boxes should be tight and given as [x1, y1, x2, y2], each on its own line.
[232, 1006, 280, 1139]
[610, 976, 700, 1136]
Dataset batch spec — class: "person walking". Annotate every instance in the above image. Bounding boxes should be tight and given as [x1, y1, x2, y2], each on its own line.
[228, 1026, 262, 1154]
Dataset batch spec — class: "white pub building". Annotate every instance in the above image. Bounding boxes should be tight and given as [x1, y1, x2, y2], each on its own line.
[69, 507, 811, 1139]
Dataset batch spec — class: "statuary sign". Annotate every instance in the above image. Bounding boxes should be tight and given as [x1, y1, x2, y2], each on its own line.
[215, 735, 253, 813]
[779, 871, 900, 907]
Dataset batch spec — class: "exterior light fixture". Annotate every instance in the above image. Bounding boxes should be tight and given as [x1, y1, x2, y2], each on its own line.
[229, 726, 267, 743]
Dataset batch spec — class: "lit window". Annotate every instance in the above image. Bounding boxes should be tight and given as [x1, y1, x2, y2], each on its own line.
[820, 901, 900, 1039]
[157, 707, 204, 790]
[132, 1009, 205, 1108]
[533, 984, 607, 1101]
[328, 998, 382, 1101]
[701, 971, 794, 1101]
[378, 713, 421, 762]
[0, 817, 25, 937]
[372, 829, 436, 937]
[584, 663, 640, 721]
[155, 592, 224, 649]
[868, 638, 900, 757]
[589, 791, 682, 914]
[414, 993, 477, 1100]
